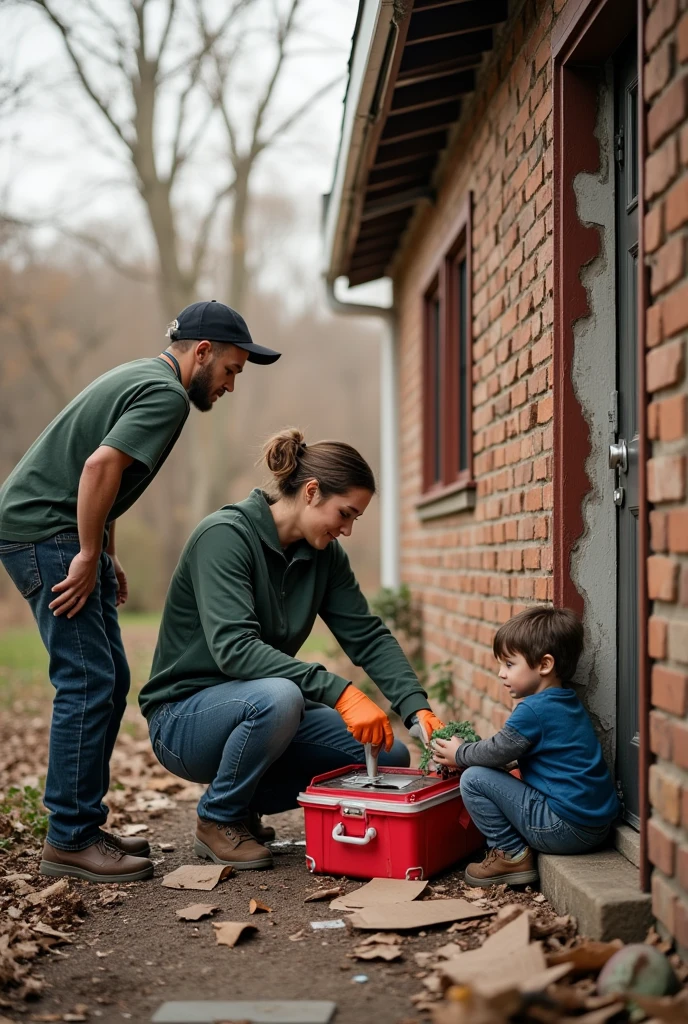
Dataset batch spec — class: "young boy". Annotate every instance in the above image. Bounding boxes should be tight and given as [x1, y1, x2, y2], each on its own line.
[432, 606, 619, 887]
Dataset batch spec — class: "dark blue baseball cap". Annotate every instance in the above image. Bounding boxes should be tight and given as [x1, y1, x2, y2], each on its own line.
[170, 299, 280, 365]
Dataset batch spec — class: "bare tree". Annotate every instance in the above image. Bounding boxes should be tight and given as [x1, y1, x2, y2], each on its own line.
[201, 0, 341, 309]
[18, 0, 248, 312]
[9, 0, 345, 520]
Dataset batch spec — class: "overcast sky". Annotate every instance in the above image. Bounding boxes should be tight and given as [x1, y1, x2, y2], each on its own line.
[0, 0, 364, 302]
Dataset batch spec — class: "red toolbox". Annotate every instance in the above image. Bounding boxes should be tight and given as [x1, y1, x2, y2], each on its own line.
[297, 765, 483, 881]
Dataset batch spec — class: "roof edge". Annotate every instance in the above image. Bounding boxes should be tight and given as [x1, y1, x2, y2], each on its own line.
[322, 0, 400, 283]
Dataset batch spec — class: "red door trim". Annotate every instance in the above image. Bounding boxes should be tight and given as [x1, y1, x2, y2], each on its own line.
[552, 0, 649, 886]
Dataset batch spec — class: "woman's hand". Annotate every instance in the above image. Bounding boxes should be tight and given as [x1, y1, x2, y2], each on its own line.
[335, 684, 395, 752]
[415, 710, 444, 745]
[431, 735, 463, 768]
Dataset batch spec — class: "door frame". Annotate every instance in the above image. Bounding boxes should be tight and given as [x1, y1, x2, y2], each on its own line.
[551, 0, 650, 887]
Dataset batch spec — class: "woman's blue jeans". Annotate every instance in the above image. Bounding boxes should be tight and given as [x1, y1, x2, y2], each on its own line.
[148, 679, 411, 823]
[460, 766, 611, 855]
[0, 535, 129, 851]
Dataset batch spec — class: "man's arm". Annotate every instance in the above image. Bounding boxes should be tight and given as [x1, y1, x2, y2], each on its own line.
[49, 446, 133, 618]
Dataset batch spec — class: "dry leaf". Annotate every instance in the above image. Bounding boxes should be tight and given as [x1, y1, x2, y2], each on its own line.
[26, 878, 69, 906]
[435, 942, 463, 959]
[31, 923, 72, 943]
[162, 864, 233, 891]
[352, 943, 402, 961]
[288, 930, 305, 941]
[249, 899, 271, 914]
[118, 823, 149, 836]
[304, 887, 344, 902]
[212, 922, 257, 948]
[547, 939, 623, 975]
[358, 932, 403, 946]
[630, 991, 688, 1023]
[176, 904, 219, 922]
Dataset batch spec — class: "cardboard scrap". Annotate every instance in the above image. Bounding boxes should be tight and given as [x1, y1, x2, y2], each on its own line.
[441, 942, 547, 994]
[330, 877, 427, 911]
[348, 898, 494, 931]
[162, 865, 233, 891]
[176, 904, 220, 922]
[249, 898, 271, 914]
[212, 922, 258, 948]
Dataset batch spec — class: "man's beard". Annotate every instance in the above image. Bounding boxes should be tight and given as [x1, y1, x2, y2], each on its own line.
[187, 362, 215, 412]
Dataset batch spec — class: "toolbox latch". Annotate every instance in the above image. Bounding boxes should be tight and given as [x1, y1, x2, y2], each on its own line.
[341, 803, 365, 817]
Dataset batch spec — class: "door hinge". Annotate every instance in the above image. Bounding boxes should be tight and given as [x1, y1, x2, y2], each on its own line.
[608, 391, 619, 435]
[615, 126, 624, 165]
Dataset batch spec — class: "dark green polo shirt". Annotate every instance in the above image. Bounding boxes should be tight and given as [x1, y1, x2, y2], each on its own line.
[139, 488, 431, 721]
[0, 358, 189, 542]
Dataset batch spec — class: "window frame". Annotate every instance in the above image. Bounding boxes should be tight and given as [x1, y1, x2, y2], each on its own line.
[418, 193, 474, 510]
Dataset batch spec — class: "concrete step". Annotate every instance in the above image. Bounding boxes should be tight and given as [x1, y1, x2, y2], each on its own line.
[538, 847, 653, 942]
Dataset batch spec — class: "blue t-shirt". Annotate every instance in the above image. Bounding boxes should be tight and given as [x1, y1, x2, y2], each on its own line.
[507, 688, 619, 826]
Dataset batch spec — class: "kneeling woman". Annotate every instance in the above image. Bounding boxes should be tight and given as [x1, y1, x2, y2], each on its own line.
[139, 430, 442, 870]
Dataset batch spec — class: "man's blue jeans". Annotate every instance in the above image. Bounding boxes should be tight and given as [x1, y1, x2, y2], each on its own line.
[460, 766, 611, 855]
[0, 535, 129, 851]
[148, 679, 411, 822]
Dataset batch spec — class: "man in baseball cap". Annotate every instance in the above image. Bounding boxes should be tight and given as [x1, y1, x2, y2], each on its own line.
[169, 299, 280, 366]
[0, 299, 278, 884]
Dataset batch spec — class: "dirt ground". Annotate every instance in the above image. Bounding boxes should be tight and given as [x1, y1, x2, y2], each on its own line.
[2, 798, 568, 1024]
[6, 807, 486, 1024]
[3, 620, 687, 1024]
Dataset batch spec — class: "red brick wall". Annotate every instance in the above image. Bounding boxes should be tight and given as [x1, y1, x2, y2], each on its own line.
[394, 0, 555, 738]
[643, 0, 688, 955]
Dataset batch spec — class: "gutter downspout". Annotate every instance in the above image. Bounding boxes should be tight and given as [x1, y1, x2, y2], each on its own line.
[325, 278, 400, 590]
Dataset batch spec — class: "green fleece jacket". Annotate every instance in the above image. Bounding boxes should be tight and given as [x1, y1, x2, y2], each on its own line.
[139, 489, 431, 723]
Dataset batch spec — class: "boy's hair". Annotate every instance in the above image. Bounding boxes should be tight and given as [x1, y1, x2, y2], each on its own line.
[493, 606, 584, 682]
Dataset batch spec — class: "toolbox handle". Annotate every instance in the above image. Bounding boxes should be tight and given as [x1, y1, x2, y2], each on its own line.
[332, 822, 377, 846]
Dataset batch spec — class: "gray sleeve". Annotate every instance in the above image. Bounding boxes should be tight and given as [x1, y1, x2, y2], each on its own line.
[455, 725, 532, 768]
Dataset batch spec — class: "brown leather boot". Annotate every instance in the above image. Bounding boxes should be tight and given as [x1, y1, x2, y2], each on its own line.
[248, 811, 275, 843]
[464, 847, 538, 888]
[100, 830, 151, 857]
[40, 838, 154, 883]
[194, 816, 273, 870]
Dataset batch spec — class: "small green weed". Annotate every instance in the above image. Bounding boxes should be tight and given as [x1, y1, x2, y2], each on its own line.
[419, 721, 481, 774]
[0, 783, 49, 847]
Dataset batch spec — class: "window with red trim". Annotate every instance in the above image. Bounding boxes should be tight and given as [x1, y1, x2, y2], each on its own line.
[422, 203, 473, 495]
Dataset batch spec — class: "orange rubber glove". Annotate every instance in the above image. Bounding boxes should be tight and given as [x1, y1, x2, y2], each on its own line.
[416, 710, 445, 746]
[335, 684, 395, 752]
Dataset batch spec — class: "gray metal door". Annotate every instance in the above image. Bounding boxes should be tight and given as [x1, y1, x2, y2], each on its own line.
[612, 33, 640, 828]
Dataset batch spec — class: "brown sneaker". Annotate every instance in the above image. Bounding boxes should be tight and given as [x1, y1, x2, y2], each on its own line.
[248, 811, 276, 844]
[40, 838, 154, 883]
[464, 847, 539, 888]
[194, 816, 273, 870]
[100, 830, 151, 857]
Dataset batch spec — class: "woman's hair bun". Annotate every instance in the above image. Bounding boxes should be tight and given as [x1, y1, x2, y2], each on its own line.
[261, 427, 305, 483]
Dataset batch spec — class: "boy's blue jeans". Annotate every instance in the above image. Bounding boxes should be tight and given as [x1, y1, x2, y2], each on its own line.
[0, 535, 129, 851]
[148, 680, 411, 822]
[460, 766, 611, 855]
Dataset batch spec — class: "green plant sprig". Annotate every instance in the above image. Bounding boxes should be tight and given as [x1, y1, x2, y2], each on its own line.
[419, 720, 481, 774]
